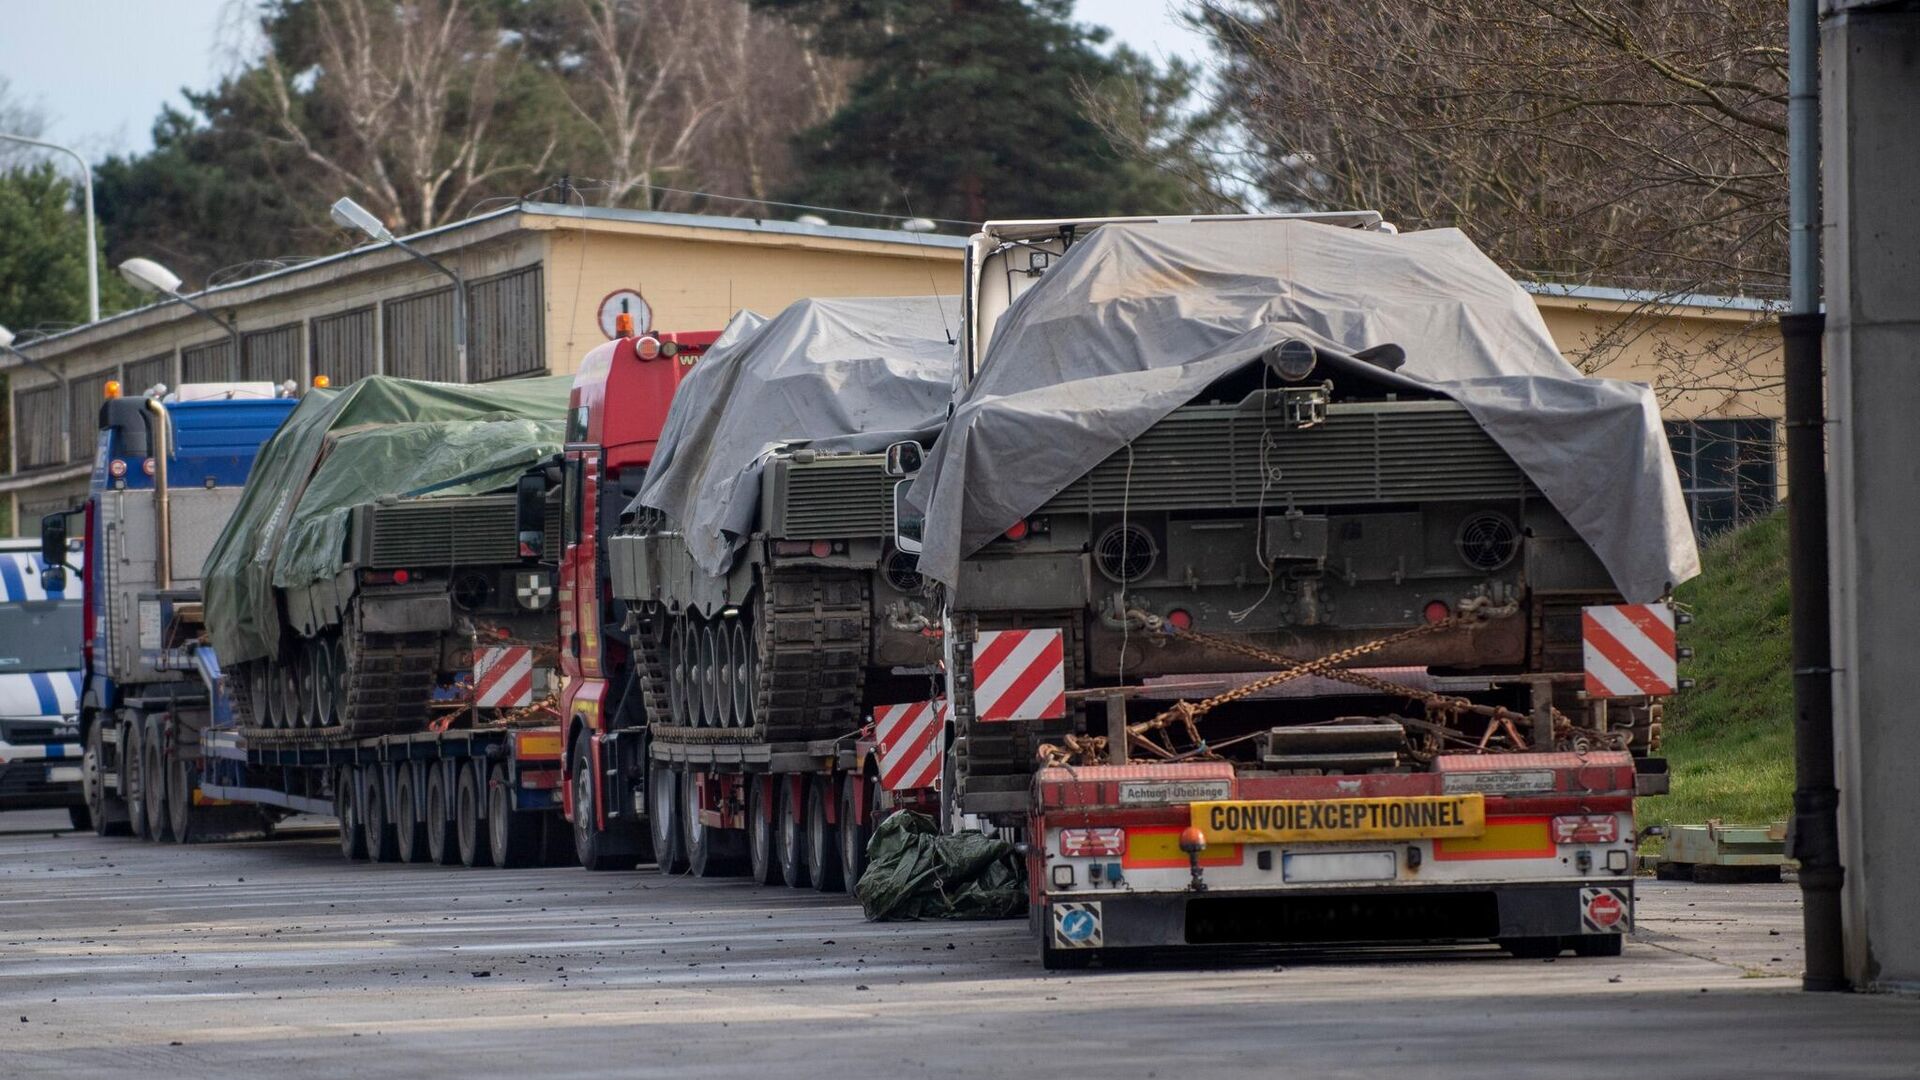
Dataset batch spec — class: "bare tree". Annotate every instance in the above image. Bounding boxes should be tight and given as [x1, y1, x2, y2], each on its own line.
[0, 77, 50, 169]
[257, 0, 549, 231]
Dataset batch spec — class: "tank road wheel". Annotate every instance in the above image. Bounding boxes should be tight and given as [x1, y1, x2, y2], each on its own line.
[648, 757, 687, 874]
[274, 658, 304, 729]
[488, 763, 542, 869]
[393, 764, 428, 863]
[730, 620, 753, 728]
[667, 618, 690, 726]
[425, 765, 458, 866]
[327, 636, 350, 726]
[309, 636, 340, 729]
[775, 776, 809, 888]
[124, 718, 150, 840]
[840, 771, 874, 890]
[455, 760, 493, 868]
[84, 720, 129, 836]
[699, 622, 722, 728]
[748, 776, 781, 885]
[570, 738, 645, 871]
[336, 766, 367, 860]
[362, 765, 399, 863]
[712, 622, 737, 728]
[806, 775, 844, 893]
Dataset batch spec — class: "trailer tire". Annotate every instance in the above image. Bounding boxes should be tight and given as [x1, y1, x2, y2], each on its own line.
[648, 758, 686, 874]
[839, 772, 873, 890]
[363, 766, 400, 863]
[68, 805, 91, 831]
[1498, 936, 1567, 959]
[124, 718, 149, 840]
[143, 714, 174, 843]
[569, 739, 644, 871]
[456, 760, 492, 868]
[336, 767, 367, 860]
[392, 765, 427, 863]
[776, 777, 809, 889]
[1572, 934, 1625, 958]
[748, 776, 781, 885]
[83, 720, 128, 837]
[166, 737, 195, 843]
[806, 775, 844, 893]
[488, 763, 541, 869]
[681, 770, 746, 878]
[425, 766, 457, 866]
[1041, 947, 1097, 971]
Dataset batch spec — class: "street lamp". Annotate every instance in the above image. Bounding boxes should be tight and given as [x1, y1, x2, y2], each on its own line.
[0, 133, 99, 323]
[329, 197, 468, 381]
[0, 323, 73, 462]
[117, 257, 243, 378]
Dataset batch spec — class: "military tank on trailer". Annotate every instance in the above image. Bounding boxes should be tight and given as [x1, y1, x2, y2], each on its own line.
[607, 296, 956, 748]
[203, 375, 571, 736]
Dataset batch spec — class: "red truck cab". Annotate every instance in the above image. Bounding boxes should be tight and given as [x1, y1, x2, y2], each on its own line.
[559, 326, 720, 869]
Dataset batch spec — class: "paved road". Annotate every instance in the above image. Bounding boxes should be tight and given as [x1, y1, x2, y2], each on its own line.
[2, 808, 1914, 1079]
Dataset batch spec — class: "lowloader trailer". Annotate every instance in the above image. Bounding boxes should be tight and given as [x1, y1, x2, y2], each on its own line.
[896, 215, 1696, 966]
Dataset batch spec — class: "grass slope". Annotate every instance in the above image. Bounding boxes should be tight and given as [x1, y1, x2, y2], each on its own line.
[1637, 511, 1794, 826]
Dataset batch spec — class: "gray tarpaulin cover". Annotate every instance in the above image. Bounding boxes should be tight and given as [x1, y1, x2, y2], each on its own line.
[908, 220, 1699, 601]
[635, 296, 958, 575]
[202, 375, 573, 666]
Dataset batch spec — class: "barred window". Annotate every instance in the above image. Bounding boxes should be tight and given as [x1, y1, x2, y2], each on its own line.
[1666, 418, 1779, 538]
[243, 323, 303, 385]
[468, 266, 546, 381]
[124, 353, 172, 396]
[181, 338, 237, 382]
[14, 383, 67, 469]
[384, 288, 458, 382]
[69, 369, 118, 462]
[312, 306, 377, 385]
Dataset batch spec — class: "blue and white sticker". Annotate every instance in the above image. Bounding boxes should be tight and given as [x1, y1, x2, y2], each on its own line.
[1052, 902, 1103, 949]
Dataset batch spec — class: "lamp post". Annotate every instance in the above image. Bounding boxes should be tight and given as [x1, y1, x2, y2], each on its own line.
[0, 133, 100, 324]
[330, 197, 467, 381]
[117, 257, 243, 379]
[0, 323, 73, 462]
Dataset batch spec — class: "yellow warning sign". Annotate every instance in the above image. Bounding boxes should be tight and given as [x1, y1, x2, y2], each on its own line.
[1191, 794, 1486, 843]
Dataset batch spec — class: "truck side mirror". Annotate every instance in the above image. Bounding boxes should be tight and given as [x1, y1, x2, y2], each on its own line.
[515, 472, 548, 560]
[884, 440, 924, 478]
[39, 513, 68, 567]
[892, 480, 924, 556]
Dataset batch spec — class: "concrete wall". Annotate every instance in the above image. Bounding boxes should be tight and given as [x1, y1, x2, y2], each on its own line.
[1823, 1, 1920, 994]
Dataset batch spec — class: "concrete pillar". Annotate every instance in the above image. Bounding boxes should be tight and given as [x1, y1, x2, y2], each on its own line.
[1823, 0, 1920, 993]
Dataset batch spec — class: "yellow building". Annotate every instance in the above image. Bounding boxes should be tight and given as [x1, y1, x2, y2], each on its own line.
[0, 203, 1781, 535]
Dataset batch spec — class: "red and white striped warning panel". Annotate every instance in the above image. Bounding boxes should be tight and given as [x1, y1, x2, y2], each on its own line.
[973, 628, 1067, 723]
[1582, 604, 1677, 698]
[474, 646, 535, 708]
[875, 699, 944, 792]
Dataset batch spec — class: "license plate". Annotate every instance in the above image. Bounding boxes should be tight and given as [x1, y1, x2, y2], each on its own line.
[1192, 794, 1485, 843]
[1282, 851, 1397, 884]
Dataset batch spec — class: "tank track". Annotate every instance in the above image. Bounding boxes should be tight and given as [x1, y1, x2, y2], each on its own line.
[337, 618, 442, 737]
[637, 566, 870, 746]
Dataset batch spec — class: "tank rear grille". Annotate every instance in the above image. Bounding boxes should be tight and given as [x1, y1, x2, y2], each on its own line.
[1043, 401, 1531, 514]
[366, 494, 518, 568]
[774, 456, 894, 538]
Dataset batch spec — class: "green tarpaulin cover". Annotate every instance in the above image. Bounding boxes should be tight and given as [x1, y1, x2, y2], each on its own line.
[855, 811, 1028, 921]
[201, 375, 573, 666]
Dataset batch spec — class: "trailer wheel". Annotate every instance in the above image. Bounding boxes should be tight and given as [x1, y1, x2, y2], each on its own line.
[839, 772, 873, 891]
[362, 765, 400, 863]
[425, 765, 457, 866]
[83, 720, 129, 837]
[455, 760, 493, 868]
[166, 737, 195, 842]
[124, 718, 150, 840]
[335, 767, 367, 860]
[806, 775, 845, 893]
[748, 776, 781, 885]
[1571, 934, 1625, 958]
[393, 764, 428, 863]
[682, 770, 745, 877]
[776, 776, 809, 888]
[143, 714, 174, 842]
[1041, 947, 1098, 971]
[1497, 936, 1567, 959]
[488, 763, 541, 869]
[648, 758, 687, 874]
[67, 805, 91, 831]
[569, 739, 644, 871]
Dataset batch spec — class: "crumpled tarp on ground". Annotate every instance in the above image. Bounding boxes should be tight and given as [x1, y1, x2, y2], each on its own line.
[633, 296, 959, 576]
[855, 810, 1028, 921]
[907, 220, 1699, 602]
[202, 375, 573, 666]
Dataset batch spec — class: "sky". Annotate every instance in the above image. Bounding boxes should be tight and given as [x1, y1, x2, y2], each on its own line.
[0, 0, 1213, 162]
